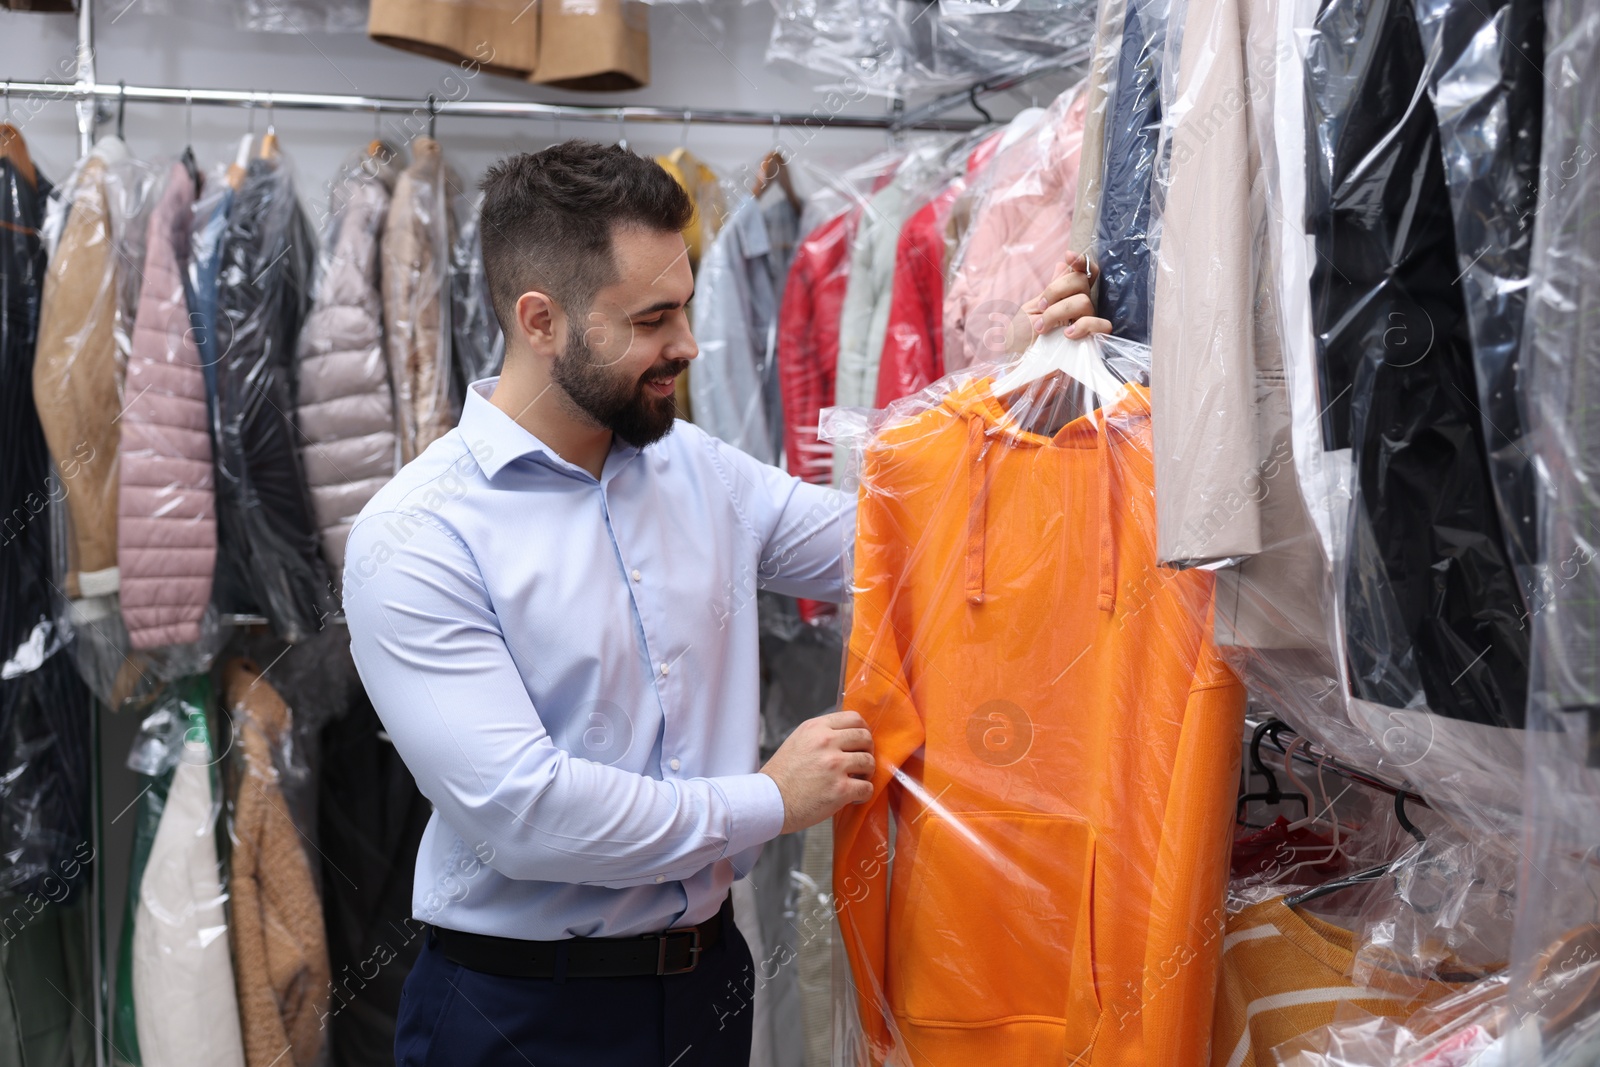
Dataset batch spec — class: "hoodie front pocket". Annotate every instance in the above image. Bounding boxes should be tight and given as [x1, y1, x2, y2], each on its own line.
[888, 811, 1099, 1040]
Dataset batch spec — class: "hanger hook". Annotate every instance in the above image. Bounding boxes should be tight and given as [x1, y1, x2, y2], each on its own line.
[247, 91, 256, 135]
[1394, 792, 1425, 844]
[4, 84, 11, 124]
[184, 89, 193, 146]
[266, 95, 275, 136]
[616, 109, 627, 152]
[373, 102, 381, 142]
[116, 80, 126, 140]
[968, 85, 993, 124]
[682, 109, 691, 147]
[771, 112, 782, 150]
[427, 93, 436, 139]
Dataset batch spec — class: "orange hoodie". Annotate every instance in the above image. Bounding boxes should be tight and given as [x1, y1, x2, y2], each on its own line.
[833, 379, 1245, 1067]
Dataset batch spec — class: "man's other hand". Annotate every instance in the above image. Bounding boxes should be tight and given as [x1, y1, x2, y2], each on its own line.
[760, 710, 875, 834]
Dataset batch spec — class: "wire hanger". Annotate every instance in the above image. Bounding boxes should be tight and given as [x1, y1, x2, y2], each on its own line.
[681, 109, 691, 149]
[426, 93, 437, 139]
[116, 80, 126, 141]
[616, 109, 627, 151]
[969, 84, 993, 124]
[1237, 719, 1310, 827]
[1286, 792, 1426, 909]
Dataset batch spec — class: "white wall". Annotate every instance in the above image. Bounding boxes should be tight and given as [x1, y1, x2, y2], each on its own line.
[0, 0, 1016, 219]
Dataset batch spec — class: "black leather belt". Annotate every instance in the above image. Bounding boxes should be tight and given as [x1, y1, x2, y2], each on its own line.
[432, 901, 724, 979]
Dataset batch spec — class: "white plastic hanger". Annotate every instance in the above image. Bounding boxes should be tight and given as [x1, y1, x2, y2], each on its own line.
[990, 330, 1126, 403]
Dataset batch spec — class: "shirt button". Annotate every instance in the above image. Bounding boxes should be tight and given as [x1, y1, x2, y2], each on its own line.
[631, 569, 641, 582]
[659, 662, 670, 676]
[670, 758, 681, 771]
[655, 875, 665, 884]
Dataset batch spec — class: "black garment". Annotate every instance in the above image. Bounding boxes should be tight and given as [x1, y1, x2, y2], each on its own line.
[213, 156, 334, 641]
[0, 153, 55, 667]
[1416, 0, 1544, 592]
[1092, 0, 1163, 344]
[0, 149, 92, 903]
[394, 898, 755, 1067]
[1305, 0, 1529, 727]
[319, 687, 432, 1067]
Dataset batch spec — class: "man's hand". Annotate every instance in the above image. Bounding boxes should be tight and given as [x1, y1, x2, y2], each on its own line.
[1005, 251, 1115, 353]
[760, 710, 875, 834]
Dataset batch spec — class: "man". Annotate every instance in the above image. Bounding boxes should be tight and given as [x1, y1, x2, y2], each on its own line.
[343, 141, 1109, 1067]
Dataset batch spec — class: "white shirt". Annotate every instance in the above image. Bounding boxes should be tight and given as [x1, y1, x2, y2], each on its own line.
[342, 378, 853, 938]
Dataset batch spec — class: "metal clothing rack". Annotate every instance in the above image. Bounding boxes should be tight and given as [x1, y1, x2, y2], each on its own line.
[0, 77, 997, 133]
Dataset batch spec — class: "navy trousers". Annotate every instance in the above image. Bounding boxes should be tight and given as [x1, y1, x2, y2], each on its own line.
[394, 902, 756, 1067]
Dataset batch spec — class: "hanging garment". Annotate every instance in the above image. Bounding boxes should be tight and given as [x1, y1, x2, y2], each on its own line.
[1, 896, 94, 1067]
[763, 196, 801, 291]
[1305, 0, 1528, 726]
[223, 658, 332, 1067]
[658, 148, 729, 425]
[32, 137, 129, 600]
[532, 0, 650, 91]
[834, 174, 924, 417]
[1093, 0, 1164, 342]
[690, 199, 786, 465]
[777, 209, 856, 485]
[0, 125, 57, 671]
[296, 151, 399, 580]
[449, 206, 504, 396]
[318, 686, 431, 1067]
[186, 178, 232, 426]
[132, 729, 247, 1067]
[383, 136, 457, 465]
[1070, 0, 1129, 258]
[367, 0, 539, 78]
[118, 161, 216, 650]
[213, 154, 333, 642]
[834, 371, 1245, 1066]
[1149, 0, 1328, 650]
[1415, 0, 1544, 592]
[874, 135, 1002, 407]
[943, 87, 1089, 373]
[1210, 897, 1476, 1067]
[657, 148, 728, 275]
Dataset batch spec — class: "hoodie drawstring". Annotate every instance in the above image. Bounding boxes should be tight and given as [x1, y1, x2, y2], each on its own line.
[965, 414, 989, 605]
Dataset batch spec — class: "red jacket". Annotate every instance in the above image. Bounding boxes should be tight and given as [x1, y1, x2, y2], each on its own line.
[875, 133, 1005, 407]
[776, 209, 856, 484]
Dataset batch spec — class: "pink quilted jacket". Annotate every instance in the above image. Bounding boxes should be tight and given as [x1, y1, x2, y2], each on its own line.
[117, 161, 216, 649]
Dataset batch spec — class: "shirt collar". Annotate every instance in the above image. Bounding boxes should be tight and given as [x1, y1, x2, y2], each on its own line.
[461, 377, 642, 483]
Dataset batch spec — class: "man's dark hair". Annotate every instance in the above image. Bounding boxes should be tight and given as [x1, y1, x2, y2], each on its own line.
[477, 141, 694, 341]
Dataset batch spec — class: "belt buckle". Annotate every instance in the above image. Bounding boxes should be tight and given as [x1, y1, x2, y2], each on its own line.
[655, 927, 702, 975]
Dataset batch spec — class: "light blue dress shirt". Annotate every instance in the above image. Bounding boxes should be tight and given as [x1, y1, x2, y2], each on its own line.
[342, 378, 854, 939]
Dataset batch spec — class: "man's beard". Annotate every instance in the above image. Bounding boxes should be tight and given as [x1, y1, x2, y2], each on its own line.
[550, 318, 687, 448]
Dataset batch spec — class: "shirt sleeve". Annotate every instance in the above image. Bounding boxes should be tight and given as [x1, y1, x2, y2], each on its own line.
[697, 428, 856, 602]
[342, 510, 787, 887]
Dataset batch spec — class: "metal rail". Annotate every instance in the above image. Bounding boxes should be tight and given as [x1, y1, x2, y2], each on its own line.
[0, 78, 988, 132]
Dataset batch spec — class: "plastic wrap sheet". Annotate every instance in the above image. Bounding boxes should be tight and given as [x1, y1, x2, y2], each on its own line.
[297, 144, 402, 584]
[824, 332, 1247, 1066]
[1271, 975, 1527, 1066]
[943, 82, 1089, 373]
[383, 135, 458, 466]
[213, 148, 335, 643]
[1510, 0, 1600, 1051]
[449, 200, 504, 394]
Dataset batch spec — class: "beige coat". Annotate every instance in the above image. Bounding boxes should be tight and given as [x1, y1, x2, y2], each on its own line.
[33, 142, 127, 599]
